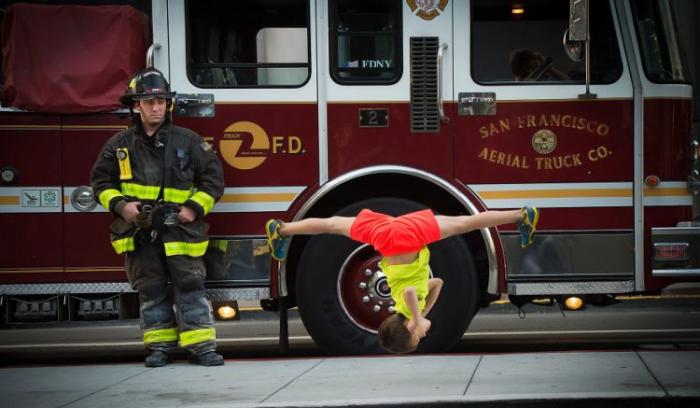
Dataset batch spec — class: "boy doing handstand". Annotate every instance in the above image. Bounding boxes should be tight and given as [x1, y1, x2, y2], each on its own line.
[266, 206, 539, 354]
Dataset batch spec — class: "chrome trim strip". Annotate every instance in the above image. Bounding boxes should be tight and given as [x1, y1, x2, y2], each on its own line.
[293, 165, 499, 294]
[652, 269, 700, 277]
[652, 227, 700, 235]
[0, 283, 269, 300]
[616, 0, 645, 292]
[315, 0, 329, 185]
[507, 280, 635, 295]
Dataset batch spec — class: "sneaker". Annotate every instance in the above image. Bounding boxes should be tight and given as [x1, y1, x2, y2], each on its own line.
[188, 350, 224, 366]
[518, 206, 539, 248]
[144, 350, 172, 367]
[265, 219, 290, 261]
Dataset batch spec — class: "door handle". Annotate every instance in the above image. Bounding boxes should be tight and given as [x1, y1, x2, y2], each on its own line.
[437, 43, 449, 123]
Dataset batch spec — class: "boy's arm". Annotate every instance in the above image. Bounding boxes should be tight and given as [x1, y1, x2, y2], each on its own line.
[422, 278, 443, 317]
[403, 286, 432, 338]
[403, 286, 422, 321]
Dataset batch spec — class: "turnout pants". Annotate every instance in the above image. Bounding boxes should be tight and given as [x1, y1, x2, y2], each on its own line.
[125, 237, 216, 354]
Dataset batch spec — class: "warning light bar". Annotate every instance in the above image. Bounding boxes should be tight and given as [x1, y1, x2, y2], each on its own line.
[653, 243, 689, 262]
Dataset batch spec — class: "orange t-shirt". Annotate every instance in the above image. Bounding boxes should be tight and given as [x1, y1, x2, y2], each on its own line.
[349, 209, 441, 256]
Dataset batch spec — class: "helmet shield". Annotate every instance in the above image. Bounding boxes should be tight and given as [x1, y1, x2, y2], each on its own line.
[120, 68, 176, 106]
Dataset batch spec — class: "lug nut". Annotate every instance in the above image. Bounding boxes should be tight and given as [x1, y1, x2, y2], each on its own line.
[364, 269, 372, 276]
[388, 306, 395, 313]
[362, 296, 370, 303]
[373, 305, 381, 312]
[359, 282, 367, 290]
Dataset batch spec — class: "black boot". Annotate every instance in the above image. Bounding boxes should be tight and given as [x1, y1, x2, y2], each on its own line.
[188, 350, 224, 366]
[145, 350, 172, 367]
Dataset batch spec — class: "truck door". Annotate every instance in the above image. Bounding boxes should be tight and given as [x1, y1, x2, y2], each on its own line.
[451, 0, 636, 294]
[325, 0, 454, 179]
[161, 0, 317, 236]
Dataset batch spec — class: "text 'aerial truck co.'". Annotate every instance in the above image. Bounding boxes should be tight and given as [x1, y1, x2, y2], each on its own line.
[0, 0, 698, 355]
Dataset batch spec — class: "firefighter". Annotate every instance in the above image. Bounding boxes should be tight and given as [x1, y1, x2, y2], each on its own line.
[91, 68, 225, 367]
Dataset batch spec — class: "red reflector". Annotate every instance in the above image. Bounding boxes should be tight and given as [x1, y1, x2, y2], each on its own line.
[654, 243, 689, 261]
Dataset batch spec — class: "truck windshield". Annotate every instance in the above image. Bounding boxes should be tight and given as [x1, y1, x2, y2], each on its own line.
[631, 0, 688, 83]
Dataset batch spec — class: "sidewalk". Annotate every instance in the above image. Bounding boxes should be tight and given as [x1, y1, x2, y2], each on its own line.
[1, 350, 699, 408]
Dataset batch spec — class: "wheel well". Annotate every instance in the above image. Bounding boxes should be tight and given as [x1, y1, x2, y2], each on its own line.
[283, 172, 491, 308]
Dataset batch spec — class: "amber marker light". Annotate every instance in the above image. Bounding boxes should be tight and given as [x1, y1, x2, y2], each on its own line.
[563, 296, 584, 310]
[214, 301, 239, 320]
[511, 4, 525, 15]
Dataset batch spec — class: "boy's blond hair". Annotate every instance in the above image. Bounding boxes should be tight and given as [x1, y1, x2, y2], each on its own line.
[377, 313, 416, 354]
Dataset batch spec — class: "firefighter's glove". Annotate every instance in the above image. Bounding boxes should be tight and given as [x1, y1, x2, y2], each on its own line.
[135, 204, 153, 229]
[150, 203, 180, 232]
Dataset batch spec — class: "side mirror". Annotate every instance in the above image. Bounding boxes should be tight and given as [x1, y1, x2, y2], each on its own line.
[174, 94, 215, 117]
[563, 29, 583, 62]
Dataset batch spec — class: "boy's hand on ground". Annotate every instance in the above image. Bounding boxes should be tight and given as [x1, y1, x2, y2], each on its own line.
[408, 316, 432, 339]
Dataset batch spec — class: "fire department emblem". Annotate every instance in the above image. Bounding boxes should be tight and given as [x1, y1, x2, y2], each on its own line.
[532, 129, 557, 154]
[407, 0, 448, 21]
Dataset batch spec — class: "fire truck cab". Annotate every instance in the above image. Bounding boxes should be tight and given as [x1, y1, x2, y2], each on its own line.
[0, 0, 698, 355]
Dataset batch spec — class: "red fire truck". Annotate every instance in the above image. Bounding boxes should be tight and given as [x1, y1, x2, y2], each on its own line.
[0, 0, 698, 355]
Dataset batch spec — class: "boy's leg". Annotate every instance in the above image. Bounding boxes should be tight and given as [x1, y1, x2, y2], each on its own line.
[278, 216, 355, 237]
[435, 210, 523, 239]
[266, 216, 355, 261]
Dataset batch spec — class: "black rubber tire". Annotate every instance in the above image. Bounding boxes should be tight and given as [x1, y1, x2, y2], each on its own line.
[296, 197, 479, 355]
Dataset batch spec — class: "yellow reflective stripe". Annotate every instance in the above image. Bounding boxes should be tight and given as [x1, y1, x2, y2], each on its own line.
[98, 188, 123, 209]
[144, 327, 179, 344]
[164, 187, 193, 204]
[190, 191, 216, 215]
[179, 327, 216, 347]
[111, 237, 135, 254]
[209, 239, 228, 253]
[121, 182, 160, 200]
[163, 240, 209, 257]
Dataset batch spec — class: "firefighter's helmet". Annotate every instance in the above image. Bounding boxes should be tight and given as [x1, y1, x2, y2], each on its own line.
[120, 68, 176, 106]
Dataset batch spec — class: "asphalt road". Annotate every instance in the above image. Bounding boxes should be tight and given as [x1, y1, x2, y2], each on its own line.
[1, 288, 699, 363]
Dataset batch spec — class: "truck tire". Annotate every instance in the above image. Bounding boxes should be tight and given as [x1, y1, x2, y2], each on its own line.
[296, 197, 479, 355]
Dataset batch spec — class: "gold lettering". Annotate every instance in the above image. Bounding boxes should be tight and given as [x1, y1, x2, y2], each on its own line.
[561, 115, 572, 128]
[478, 147, 529, 168]
[576, 117, 586, 130]
[511, 155, 520, 167]
[535, 154, 583, 170]
[588, 149, 598, 161]
[597, 124, 609, 136]
[489, 123, 500, 136]
[549, 114, 561, 127]
[586, 120, 597, 134]
[521, 156, 530, 168]
[288, 136, 303, 154]
[553, 156, 563, 169]
[497, 152, 506, 165]
[527, 115, 536, 128]
[489, 149, 498, 162]
[479, 126, 489, 139]
[499, 119, 511, 132]
[572, 153, 582, 166]
[271, 136, 285, 154]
